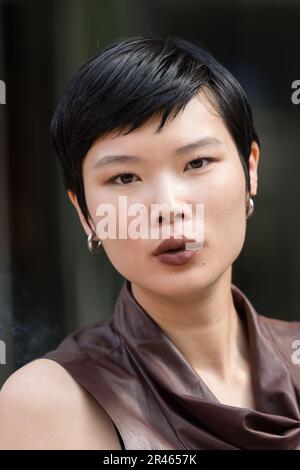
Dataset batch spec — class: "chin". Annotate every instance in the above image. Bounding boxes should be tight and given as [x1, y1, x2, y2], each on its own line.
[147, 272, 209, 299]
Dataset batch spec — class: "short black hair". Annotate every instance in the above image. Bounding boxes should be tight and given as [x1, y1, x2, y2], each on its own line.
[50, 35, 260, 230]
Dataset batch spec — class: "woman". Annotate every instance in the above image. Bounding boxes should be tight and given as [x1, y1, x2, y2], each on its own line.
[1, 36, 300, 450]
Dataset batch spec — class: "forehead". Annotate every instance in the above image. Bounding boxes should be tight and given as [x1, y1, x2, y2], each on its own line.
[87, 92, 232, 159]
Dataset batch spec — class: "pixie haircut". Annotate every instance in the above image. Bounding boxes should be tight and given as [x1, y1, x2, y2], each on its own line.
[50, 36, 260, 230]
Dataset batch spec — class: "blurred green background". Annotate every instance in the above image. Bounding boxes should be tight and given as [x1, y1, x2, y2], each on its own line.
[0, 0, 300, 386]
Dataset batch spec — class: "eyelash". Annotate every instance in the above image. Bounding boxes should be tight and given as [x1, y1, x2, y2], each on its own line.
[108, 156, 213, 185]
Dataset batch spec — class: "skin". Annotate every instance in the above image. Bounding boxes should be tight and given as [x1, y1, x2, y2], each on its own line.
[0, 358, 122, 449]
[69, 91, 260, 408]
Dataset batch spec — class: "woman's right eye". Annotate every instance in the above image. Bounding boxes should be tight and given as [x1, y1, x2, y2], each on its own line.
[110, 172, 138, 185]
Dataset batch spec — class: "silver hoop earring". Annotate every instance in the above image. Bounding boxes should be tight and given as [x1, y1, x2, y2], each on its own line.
[246, 197, 254, 219]
[87, 231, 102, 254]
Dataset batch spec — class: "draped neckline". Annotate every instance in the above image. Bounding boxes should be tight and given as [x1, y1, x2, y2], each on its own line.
[111, 279, 300, 449]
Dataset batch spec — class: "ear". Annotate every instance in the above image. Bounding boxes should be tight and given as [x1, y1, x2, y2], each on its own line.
[68, 190, 93, 237]
[248, 141, 260, 196]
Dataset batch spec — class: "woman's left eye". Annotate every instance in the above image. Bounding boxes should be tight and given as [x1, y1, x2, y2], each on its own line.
[185, 156, 212, 171]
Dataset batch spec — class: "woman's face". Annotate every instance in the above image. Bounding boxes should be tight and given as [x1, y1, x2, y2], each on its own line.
[69, 93, 259, 300]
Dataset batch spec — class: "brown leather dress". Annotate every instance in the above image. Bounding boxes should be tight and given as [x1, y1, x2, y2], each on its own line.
[42, 279, 300, 449]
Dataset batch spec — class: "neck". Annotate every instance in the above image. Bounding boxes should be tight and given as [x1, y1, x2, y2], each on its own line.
[131, 270, 250, 380]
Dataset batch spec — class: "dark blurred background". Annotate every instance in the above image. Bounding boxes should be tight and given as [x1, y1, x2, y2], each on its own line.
[0, 0, 300, 386]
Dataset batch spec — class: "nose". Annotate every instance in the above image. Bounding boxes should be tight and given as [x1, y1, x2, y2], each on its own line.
[157, 208, 185, 225]
[150, 177, 193, 231]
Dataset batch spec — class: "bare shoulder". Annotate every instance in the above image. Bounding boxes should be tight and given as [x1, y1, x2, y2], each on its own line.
[0, 358, 122, 450]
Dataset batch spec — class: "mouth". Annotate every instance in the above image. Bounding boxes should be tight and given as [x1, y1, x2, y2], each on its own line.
[152, 237, 203, 266]
[152, 236, 201, 255]
[154, 246, 202, 266]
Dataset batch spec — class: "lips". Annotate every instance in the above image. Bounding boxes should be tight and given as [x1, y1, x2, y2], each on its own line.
[152, 237, 196, 256]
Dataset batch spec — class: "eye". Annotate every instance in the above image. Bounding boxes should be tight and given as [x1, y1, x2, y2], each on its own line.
[185, 156, 212, 171]
[109, 171, 139, 185]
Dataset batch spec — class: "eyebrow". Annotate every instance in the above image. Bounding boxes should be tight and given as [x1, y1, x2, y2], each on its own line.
[92, 136, 224, 170]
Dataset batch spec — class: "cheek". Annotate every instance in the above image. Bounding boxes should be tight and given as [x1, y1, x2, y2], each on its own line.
[102, 238, 144, 280]
[203, 163, 247, 264]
